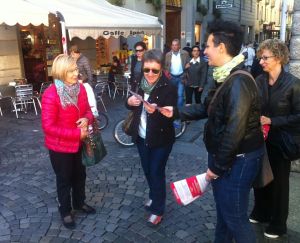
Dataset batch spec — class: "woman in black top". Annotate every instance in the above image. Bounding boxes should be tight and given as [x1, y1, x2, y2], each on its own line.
[184, 45, 208, 104]
[130, 41, 147, 91]
[126, 49, 177, 226]
[250, 39, 300, 239]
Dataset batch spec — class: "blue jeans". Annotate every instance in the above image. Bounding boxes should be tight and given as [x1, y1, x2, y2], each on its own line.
[136, 136, 173, 216]
[170, 75, 184, 108]
[209, 147, 264, 243]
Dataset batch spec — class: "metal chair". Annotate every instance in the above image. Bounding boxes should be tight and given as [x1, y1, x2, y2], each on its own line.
[12, 84, 38, 118]
[95, 73, 111, 98]
[33, 81, 52, 109]
[113, 74, 128, 99]
[94, 82, 107, 112]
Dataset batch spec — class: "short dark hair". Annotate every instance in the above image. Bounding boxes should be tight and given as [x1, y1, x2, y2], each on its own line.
[143, 49, 164, 66]
[134, 41, 147, 50]
[207, 20, 244, 57]
[192, 45, 200, 51]
[69, 45, 80, 54]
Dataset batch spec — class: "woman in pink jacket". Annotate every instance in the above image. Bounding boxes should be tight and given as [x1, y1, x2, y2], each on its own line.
[42, 54, 95, 229]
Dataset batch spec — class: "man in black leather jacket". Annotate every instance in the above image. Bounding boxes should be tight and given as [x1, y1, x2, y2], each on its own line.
[176, 20, 264, 243]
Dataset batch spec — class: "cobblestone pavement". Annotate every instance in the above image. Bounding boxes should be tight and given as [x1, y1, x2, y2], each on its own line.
[0, 95, 299, 243]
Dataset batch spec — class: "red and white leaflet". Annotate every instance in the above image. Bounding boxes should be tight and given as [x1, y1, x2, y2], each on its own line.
[262, 124, 270, 140]
[170, 173, 210, 206]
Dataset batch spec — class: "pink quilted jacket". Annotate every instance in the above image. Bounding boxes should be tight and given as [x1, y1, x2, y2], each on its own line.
[41, 84, 93, 153]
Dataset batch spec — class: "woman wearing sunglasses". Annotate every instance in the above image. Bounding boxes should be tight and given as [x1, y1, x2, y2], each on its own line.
[249, 39, 300, 239]
[126, 49, 177, 226]
[130, 41, 147, 91]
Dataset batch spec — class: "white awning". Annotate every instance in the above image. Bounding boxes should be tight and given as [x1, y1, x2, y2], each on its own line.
[27, 0, 162, 39]
[0, 0, 49, 26]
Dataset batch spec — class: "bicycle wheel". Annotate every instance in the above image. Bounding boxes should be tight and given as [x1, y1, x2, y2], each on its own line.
[113, 119, 134, 146]
[174, 121, 187, 138]
[97, 112, 109, 130]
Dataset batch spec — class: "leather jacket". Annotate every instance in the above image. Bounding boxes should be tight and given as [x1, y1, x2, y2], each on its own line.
[179, 65, 264, 176]
[126, 74, 177, 148]
[256, 70, 300, 145]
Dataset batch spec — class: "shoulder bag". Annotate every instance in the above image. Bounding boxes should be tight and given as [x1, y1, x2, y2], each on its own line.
[82, 120, 107, 167]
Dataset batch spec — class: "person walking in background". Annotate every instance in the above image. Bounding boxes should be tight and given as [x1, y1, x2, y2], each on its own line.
[69, 45, 94, 87]
[108, 56, 123, 91]
[42, 54, 96, 229]
[250, 39, 300, 239]
[125, 49, 177, 226]
[167, 20, 264, 243]
[184, 45, 208, 105]
[130, 41, 147, 91]
[164, 38, 190, 108]
[183, 42, 192, 57]
[241, 42, 256, 72]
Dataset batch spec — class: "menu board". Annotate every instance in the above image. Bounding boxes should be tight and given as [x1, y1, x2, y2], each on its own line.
[96, 37, 109, 66]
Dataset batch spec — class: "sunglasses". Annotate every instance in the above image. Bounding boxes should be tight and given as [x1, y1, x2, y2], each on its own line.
[143, 68, 161, 75]
[135, 49, 144, 52]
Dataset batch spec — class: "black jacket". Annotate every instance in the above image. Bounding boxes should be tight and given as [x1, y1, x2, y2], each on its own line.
[126, 74, 177, 148]
[256, 70, 300, 145]
[130, 55, 143, 91]
[179, 65, 264, 176]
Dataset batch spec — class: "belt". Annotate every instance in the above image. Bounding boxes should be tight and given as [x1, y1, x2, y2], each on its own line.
[171, 73, 183, 78]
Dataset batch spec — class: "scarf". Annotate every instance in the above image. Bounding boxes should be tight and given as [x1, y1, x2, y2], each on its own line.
[140, 74, 161, 94]
[54, 79, 80, 108]
[213, 53, 245, 83]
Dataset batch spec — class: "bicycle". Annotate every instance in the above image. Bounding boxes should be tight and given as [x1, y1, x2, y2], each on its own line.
[96, 112, 109, 130]
[113, 119, 187, 147]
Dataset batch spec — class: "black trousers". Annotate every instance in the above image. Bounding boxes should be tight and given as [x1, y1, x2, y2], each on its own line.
[251, 142, 291, 233]
[185, 86, 202, 105]
[49, 149, 86, 217]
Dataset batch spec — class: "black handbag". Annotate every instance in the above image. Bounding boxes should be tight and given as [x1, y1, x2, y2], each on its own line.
[278, 130, 300, 161]
[122, 111, 134, 135]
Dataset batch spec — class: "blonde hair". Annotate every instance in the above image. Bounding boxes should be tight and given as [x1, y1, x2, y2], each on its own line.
[51, 54, 77, 81]
[257, 39, 289, 65]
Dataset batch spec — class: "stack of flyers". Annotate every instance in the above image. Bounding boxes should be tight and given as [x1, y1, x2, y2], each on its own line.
[170, 173, 210, 206]
[129, 90, 169, 113]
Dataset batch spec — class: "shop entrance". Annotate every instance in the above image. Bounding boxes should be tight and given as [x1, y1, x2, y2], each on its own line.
[19, 25, 47, 91]
[19, 15, 62, 91]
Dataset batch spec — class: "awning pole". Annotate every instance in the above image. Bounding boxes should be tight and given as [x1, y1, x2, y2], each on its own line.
[56, 11, 68, 54]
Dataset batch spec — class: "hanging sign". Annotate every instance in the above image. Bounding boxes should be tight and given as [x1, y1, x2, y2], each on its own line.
[216, 0, 233, 9]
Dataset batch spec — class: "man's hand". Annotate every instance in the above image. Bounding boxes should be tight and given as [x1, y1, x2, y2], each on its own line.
[144, 102, 157, 114]
[76, 118, 88, 128]
[260, 116, 271, 125]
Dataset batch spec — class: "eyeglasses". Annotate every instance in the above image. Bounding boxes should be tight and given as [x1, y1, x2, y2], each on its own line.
[135, 49, 144, 52]
[259, 56, 275, 61]
[67, 67, 79, 73]
[143, 68, 161, 75]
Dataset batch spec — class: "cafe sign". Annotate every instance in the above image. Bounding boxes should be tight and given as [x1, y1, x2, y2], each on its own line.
[68, 28, 160, 40]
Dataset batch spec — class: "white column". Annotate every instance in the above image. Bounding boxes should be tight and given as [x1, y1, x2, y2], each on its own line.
[280, 0, 288, 41]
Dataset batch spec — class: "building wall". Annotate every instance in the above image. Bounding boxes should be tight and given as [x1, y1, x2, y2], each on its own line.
[219, 0, 256, 42]
[0, 25, 23, 86]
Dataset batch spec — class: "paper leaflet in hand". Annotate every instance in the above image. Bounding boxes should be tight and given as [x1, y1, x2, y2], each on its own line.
[170, 173, 210, 206]
[129, 90, 168, 112]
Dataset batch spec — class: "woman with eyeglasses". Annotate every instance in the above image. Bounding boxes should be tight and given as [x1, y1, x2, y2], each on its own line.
[41, 54, 96, 229]
[126, 49, 177, 226]
[249, 39, 300, 239]
[130, 41, 147, 91]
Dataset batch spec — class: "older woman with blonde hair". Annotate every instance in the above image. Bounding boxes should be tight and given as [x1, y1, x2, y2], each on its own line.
[250, 39, 300, 239]
[42, 54, 96, 229]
